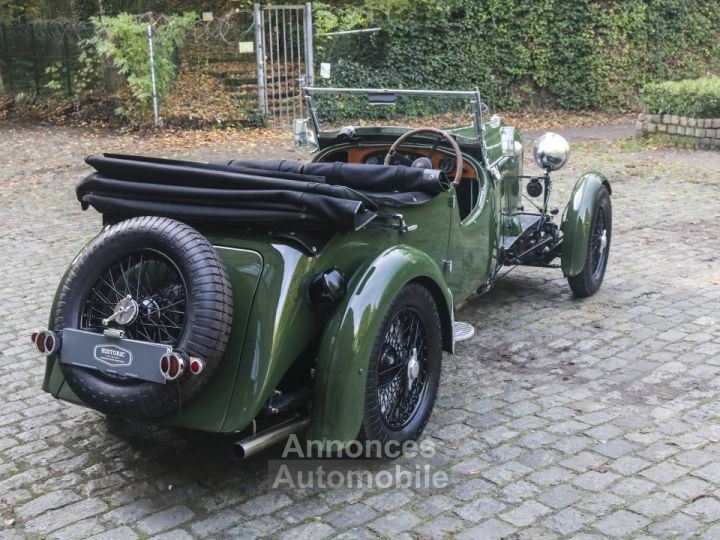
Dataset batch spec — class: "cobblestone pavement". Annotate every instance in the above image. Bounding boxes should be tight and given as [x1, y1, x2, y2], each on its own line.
[1, 123, 720, 539]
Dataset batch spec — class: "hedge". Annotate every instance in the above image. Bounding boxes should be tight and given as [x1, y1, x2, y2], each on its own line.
[640, 77, 720, 118]
[315, 0, 720, 112]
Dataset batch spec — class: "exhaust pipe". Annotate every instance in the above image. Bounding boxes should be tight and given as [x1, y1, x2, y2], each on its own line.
[233, 415, 310, 459]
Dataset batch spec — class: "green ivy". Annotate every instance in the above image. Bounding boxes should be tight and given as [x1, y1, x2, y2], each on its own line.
[44, 38, 104, 99]
[314, 0, 720, 113]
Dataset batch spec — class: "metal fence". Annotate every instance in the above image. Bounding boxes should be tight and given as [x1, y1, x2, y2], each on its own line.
[0, 21, 95, 97]
[0, 5, 316, 127]
[162, 9, 261, 127]
[0, 8, 466, 129]
[255, 4, 313, 127]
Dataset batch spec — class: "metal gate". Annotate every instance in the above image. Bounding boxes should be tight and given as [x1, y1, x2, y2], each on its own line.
[254, 3, 313, 127]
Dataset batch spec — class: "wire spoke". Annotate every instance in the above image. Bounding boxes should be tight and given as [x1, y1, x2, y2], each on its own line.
[153, 299, 186, 311]
[376, 307, 428, 429]
[133, 323, 154, 342]
[81, 250, 187, 346]
[135, 253, 144, 300]
[99, 275, 123, 301]
[378, 362, 404, 378]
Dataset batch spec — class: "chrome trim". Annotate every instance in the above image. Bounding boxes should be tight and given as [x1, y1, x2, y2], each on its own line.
[317, 27, 382, 37]
[302, 87, 488, 141]
[102, 295, 139, 327]
[233, 415, 310, 459]
[304, 87, 478, 98]
[31, 329, 60, 356]
[533, 132, 570, 171]
[189, 356, 205, 375]
[159, 352, 185, 381]
[406, 348, 419, 391]
[103, 328, 126, 339]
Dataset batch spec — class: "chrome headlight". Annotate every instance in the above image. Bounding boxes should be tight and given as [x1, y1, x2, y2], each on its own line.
[533, 132, 569, 171]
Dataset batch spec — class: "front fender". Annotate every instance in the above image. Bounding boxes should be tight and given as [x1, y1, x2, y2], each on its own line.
[561, 172, 611, 277]
[308, 245, 453, 444]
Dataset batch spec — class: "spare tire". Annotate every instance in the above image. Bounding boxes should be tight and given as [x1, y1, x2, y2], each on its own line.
[53, 216, 233, 419]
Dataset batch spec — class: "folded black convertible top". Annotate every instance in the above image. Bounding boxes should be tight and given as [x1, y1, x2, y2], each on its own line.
[77, 153, 448, 231]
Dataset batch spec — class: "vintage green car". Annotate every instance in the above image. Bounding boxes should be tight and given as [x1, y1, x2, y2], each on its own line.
[33, 88, 611, 457]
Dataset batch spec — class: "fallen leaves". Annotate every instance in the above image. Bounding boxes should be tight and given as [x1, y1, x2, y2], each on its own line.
[498, 109, 635, 132]
[0, 121, 295, 173]
[3, 82, 635, 136]
[135, 126, 293, 155]
[161, 67, 259, 128]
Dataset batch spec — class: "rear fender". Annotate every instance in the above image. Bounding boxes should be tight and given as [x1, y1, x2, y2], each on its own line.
[308, 245, 453, 444]
[561, 172, 611, 277]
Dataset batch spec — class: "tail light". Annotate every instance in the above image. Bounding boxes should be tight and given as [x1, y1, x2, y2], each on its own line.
[189, 357, 205, 375]
[159, 352, 185, 381]
[31, 330, 59, 355]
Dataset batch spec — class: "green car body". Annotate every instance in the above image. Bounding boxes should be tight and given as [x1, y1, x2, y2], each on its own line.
[41, 89, 610, 446]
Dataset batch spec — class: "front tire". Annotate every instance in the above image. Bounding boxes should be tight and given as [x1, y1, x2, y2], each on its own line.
[568, 186, 612, 297]
[359, 283, 442, 457]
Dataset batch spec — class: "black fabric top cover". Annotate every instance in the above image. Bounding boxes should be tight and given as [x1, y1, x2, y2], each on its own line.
[76, 153, 448, 232]
[223, 159, 449, 196]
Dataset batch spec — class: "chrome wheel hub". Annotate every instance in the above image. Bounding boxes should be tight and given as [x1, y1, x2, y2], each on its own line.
[103, 295, 139, 327]
[600, 229, 607, 252]
[406, 348, 419, 391]
[140, 298, 161, 324]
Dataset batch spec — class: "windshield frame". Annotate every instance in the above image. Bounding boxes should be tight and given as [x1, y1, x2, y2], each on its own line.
[302, 87, 487, 144]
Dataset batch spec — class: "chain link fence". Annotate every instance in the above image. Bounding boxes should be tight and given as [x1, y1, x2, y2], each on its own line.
[0, 10, 266, 127]
[1, 6, 415, 129]
[0, 20, 96, 97]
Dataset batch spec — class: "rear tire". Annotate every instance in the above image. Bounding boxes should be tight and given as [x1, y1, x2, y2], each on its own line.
[568, 187, 612, 297]
[54, 217, 233, 420]
[359, 283, 442, 458]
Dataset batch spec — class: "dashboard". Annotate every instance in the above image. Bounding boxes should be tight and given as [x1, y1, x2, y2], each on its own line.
[319, 144, 482, 220]
[320, 146, 476, 179]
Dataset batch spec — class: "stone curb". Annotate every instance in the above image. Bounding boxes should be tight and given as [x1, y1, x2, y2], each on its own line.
[636, 113, 720, 149]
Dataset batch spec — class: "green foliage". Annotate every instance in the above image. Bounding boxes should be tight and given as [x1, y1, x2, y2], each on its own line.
[90, 12, 195, 114]
[640, 77, 720, 117]
[44, 39, 104, 99]
[44, 63, 71, 98]
[315, 0, 720, 112]
[0, 0, 44, 23]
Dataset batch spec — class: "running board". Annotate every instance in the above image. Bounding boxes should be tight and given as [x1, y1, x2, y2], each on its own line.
[453, 321, 475, 342]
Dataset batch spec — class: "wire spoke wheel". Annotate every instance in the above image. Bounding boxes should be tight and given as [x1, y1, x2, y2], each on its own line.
[567, 186, 612, 298]
[376, 307, 428, 429]
[590, 206, 608, 279]
[80, 249, 187, 347]
[360, 283, 442, 456]
[56, 217, 233, 420]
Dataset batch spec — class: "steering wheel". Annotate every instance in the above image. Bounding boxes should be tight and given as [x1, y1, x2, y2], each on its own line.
[384, 127, 464, 185]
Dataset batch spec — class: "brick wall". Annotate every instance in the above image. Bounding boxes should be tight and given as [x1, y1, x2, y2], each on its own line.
[636, 113, 720, 149]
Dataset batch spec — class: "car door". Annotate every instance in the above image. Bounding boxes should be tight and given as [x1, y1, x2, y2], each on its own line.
[446, 165, 497, 303]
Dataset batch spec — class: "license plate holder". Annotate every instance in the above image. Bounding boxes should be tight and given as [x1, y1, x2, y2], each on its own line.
[60, 328, 171, 384]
